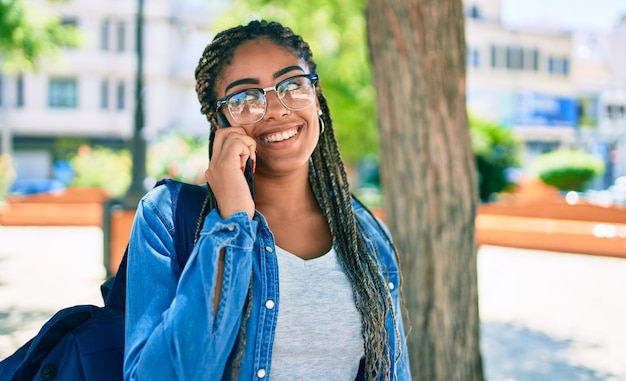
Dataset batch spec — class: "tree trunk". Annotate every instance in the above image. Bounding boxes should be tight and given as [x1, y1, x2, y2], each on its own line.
[365, 1, 483, 380]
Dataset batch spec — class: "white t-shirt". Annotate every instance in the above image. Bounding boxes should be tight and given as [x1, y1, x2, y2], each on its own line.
[269, 246, 364, 380]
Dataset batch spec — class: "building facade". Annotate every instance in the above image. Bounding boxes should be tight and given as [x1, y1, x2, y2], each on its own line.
[465, 0, 626, 188]
[0, 0, 222, 181]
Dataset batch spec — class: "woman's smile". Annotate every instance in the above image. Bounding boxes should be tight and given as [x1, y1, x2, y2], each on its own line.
[260, 126, 300, 143]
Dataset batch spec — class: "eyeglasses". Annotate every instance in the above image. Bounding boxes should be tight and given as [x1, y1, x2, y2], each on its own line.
[216, 73, 319, 125]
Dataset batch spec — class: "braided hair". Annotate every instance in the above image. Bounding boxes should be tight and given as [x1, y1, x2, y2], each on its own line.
[194, 20, 400, 380]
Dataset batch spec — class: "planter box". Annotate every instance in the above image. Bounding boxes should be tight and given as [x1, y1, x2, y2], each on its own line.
[0, 188, 109, 226]
[476, 192, 626, 259]
[107, 209, 136, 276]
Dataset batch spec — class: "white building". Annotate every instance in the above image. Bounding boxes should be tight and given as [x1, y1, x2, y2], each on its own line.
[1, 0, 223, 181]
[464, 0, 626, 187]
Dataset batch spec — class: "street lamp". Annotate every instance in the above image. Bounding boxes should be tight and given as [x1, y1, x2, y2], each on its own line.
[123, 0, 146, 209]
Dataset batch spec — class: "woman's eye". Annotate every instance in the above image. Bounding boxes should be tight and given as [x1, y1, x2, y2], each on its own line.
[280, 81, 302, 92]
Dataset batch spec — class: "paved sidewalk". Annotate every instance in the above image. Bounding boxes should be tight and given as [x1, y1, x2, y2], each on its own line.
[478, 246, 626, 381]
[0, 226, 625, 380]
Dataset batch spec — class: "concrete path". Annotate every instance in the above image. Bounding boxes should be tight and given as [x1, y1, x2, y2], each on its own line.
[0, 226, 624, 380]
[478, 245, 626, 381]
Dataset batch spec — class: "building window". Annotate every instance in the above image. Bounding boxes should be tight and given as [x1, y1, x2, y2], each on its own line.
[100, 79, 109, 109]
[116, 81, 125, 110]
[467, 48, 480, 68]
[61, 18, 78, 48]
[524, 48, 539, 71]
[490, 45, 507, 68]
[100, 19, 110, 51]
[116, 21, 126, 52]
[506, 47, 524, 70]
[16, 73, 24, 107]
[48, 78, 78, 108]
[467, 5, 481, 19]
[548, 56, 569, 76]
[606, 104, 625, 120]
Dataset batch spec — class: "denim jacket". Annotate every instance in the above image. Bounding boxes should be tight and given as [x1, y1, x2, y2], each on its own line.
[124, 181, 411, 380]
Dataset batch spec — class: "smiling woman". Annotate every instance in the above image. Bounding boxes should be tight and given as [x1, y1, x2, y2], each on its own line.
[123, 20, 411, 381]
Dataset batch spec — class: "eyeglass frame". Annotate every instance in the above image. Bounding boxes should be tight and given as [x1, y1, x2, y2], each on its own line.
[215, 73, 319, 125]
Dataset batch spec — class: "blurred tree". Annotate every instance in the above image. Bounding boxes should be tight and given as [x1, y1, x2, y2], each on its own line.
[214, 0, 377, 164]
[367, 0, 483, 380]
[0, 0, 79, 72]
[470, 115, 521, 202]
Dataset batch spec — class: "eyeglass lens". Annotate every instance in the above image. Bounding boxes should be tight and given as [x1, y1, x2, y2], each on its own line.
[226, 75, 316, 125]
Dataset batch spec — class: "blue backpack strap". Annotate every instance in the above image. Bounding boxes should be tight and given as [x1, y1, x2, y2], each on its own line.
[104, 180, 208, 309]
[169, 180, 208, 266]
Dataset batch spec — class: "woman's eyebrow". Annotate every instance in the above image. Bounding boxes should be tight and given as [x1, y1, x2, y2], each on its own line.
[273, 65, 304, 79]
[224, 66, 305, 94]
[224, 78, 258, 94]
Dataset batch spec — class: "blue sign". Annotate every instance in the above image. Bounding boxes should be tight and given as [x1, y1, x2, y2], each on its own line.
[514, 92, 577, 127]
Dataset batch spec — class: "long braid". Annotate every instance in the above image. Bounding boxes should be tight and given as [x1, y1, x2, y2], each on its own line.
[311, 96, 394, 378]
[194, 20, 399, 380]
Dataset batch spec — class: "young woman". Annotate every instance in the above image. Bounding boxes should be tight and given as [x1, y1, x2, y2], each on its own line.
[124, 20, 411, 380]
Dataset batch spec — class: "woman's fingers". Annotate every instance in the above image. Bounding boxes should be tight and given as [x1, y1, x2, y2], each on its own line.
[205, 127, 256, 219]
[213, 127, 256, 170]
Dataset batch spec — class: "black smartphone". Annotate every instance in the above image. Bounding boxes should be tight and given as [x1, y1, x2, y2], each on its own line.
[217, 111, 255, 198]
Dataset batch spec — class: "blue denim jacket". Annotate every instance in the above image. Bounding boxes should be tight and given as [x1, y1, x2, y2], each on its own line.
[124, 181, 411, 380]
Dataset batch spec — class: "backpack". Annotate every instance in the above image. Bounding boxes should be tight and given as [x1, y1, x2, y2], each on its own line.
[0, 180, 208, 381]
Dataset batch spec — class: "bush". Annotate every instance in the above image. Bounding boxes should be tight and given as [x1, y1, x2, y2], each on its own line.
[65, 131, 207, 199]
[147, 131, 208, 185]
[0, 153, 16, 202]
[530, 149, 604, 192]
[69, 145, 132, 198]
[469, 115, 521, 201]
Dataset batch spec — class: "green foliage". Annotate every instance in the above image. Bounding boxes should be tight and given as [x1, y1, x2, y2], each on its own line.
[66, 131, 208, 198]
[147, 130, 208, 184]
[0, 153, 16, 202]
[69, 145, 132, 198]
[530, 149, 604, 192]
[214, 0, 377, 163]
[469, 115, 521, 201]
[0, 0, 81, 72]
[53, 136, 89, 161]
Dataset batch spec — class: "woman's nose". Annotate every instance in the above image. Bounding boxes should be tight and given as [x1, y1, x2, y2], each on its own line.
[263, 90, 289, 120]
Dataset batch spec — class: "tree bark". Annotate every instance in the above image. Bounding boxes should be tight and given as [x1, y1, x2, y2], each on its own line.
[366, 0, 483, 380]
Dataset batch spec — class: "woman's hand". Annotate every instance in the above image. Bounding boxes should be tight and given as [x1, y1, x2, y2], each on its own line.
[205, 127, 256, 219]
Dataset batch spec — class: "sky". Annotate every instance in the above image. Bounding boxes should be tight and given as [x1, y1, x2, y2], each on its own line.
[501, 0, 626, 33]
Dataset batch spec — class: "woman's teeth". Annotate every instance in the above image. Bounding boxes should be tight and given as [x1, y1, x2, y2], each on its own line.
[262, 128, 298, 143]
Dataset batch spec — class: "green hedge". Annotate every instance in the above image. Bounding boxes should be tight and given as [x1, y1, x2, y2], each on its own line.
[531, 149, 604, 192]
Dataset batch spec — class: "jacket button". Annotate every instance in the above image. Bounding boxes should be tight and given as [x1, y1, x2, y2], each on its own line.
[257, 368, 266, 378]
[265, 300, 275, 309]
[41, 363, 58, 380]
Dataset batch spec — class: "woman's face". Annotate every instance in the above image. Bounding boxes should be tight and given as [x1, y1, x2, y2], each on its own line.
[215, 38, 321, 178]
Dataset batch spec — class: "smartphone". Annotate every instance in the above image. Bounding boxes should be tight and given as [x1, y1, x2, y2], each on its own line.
[217, 111, 255, 198]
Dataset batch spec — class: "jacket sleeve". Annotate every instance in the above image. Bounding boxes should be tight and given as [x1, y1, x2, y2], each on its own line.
[124, 185, 258, 380]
